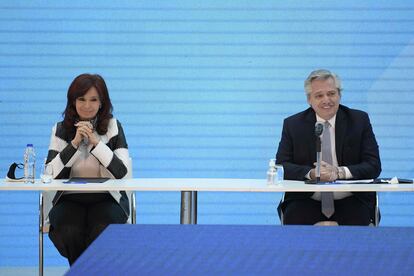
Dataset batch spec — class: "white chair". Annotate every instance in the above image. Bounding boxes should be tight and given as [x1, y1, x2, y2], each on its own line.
[279, 193, 379, 226]
[39, 158, 136, 276]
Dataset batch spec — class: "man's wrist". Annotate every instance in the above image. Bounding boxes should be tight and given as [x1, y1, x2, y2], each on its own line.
[308, 169, 314, 180]
[337, 166, 346, 179]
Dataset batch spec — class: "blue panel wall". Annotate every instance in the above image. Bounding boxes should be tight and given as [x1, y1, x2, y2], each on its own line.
[0, 0, 413, 266]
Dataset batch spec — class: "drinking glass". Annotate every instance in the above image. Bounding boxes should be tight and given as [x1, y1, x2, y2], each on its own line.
[40, 159, 53, 183]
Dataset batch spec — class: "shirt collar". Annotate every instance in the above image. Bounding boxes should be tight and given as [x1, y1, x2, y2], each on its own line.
[316, 114, 336, 128]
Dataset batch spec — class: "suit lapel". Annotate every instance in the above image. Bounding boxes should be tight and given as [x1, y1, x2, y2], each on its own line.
[335, 106, 347, 165]
[304, 108, 317, 163]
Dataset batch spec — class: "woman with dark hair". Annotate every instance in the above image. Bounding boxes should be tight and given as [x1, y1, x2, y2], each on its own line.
[45, 73, 131, 265]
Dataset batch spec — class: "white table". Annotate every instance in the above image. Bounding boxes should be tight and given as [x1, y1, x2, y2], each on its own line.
[1, 178, 413, 223]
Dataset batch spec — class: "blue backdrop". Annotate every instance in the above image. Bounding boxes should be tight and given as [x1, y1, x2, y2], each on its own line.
[0, 0, 413, 266]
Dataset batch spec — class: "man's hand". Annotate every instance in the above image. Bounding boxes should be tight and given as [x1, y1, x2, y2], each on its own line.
[311, 161, 338, 182]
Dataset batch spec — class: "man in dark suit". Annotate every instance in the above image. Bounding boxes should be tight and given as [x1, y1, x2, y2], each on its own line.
[276, 69, 381, 225]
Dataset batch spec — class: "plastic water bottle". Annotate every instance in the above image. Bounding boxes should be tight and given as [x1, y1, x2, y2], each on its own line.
[24, 144, 36, 183]
[267, 159, 277, 185]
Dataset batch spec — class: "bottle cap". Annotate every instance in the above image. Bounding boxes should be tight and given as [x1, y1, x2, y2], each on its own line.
[27, 144, 33, 147]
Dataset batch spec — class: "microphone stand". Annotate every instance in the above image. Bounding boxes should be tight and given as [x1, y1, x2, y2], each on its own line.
[305, 122, 323, 185]
[316, 135, 321, 183]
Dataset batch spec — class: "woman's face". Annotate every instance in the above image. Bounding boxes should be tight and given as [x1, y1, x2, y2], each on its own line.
[75, 87, 101, 120]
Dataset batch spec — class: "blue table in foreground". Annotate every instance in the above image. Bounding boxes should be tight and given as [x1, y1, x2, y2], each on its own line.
[67, 224, 414, 275]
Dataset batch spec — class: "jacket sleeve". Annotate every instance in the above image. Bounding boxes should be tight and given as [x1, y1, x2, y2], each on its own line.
[91, 120, 130, 179]
[46, 123, 82, 179]
[276, 118, 313, 180]
[346, 113, 381, 179]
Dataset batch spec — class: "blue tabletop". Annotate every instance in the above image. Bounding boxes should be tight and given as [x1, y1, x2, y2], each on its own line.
[67, 224, 414, 275]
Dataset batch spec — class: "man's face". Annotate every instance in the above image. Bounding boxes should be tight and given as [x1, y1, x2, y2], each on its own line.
[307, 77, 341, 120]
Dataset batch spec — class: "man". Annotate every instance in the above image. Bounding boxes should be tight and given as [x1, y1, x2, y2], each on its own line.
[276, 69, 381, 225]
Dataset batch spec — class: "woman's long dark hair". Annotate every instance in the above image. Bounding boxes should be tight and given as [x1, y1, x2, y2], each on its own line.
[63, 74, 113, 138]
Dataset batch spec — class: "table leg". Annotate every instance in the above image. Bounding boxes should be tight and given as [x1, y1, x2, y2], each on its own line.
[180, 191, 197, 224]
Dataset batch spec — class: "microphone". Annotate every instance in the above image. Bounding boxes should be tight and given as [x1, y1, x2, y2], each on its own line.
[315, 122, 324, 137]
[314, 122, 324, 183]
[82, 137, 89, 146]
[76, 119, 95, 146]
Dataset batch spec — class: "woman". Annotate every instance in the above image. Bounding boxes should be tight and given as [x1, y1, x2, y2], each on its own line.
[45, 73, 131, 265]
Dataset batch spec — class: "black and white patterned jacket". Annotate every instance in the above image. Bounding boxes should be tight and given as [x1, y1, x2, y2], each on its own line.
[45, 118, 131, 217]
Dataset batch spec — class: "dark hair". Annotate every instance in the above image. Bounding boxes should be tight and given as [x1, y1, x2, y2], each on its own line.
[63, 74, 113, 137]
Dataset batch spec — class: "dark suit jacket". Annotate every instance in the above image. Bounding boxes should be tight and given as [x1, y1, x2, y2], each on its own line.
[276, 104, 381, 210]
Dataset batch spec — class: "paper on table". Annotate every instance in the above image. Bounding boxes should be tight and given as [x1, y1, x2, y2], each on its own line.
[376, 177, 413, 184]
[66, 177, 110, 183]
[335, 177, 413, 184]
[4, 177, 25, 182]
[388, 177, 399, 184]
[334, 179, 374, 184]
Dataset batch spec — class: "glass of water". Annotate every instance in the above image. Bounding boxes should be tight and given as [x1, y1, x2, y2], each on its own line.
[40, 159, 53, 183]
[275, 164, 284, 183]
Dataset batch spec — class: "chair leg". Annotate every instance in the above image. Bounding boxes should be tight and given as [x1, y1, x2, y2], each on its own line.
[39, 231, 43, 276]
[375, 194, 380, 227]
[131, 192, 136, 224]
[39, 192, 44, 276]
